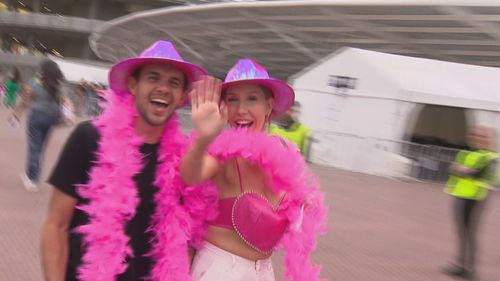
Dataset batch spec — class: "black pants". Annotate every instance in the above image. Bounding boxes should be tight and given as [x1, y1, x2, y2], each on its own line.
[454, 197, 486, 272]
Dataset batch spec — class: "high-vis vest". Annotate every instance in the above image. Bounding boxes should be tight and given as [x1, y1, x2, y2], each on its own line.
[445, 150, 497, 200]
[484, 153, 500, 188]
[269, 123, 311, 156]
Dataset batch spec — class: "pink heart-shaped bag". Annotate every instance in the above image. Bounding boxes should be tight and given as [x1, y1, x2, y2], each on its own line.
[232, 192, 289, 254]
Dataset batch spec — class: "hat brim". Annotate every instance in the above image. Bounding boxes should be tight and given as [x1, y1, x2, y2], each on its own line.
[221, 78, 295, 119]
[109, 57, 207, 105]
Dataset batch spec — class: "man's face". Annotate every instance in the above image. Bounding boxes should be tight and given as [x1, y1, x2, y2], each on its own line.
[467, 127, 493, 150]
[128, 63, 186, 127]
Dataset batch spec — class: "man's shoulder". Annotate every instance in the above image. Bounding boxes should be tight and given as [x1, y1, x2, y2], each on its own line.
[76, 120, 98, 132]
[72, 120, 101, 145]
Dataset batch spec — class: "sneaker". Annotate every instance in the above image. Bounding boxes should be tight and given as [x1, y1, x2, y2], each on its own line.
[442, 264, 474, 280]
[21, 174, 39, 192]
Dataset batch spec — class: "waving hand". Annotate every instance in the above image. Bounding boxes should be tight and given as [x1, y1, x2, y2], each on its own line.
[190, 76, 227, 141]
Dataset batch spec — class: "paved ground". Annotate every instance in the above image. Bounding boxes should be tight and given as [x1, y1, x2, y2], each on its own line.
[1, 106, 499, 281]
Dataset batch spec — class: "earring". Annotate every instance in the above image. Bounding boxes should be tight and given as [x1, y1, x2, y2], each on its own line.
[266, 110, 273, 120]
[266, 112, 272, 130]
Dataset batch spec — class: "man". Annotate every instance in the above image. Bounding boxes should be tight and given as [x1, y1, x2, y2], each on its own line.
[443, 126, 498, 280]
[73, 84, 86, 118]
[41, 40, 213, 281]
[81, 79, 100, 118]
[0, 69, 5, 102]
[270, 101, 311, 158]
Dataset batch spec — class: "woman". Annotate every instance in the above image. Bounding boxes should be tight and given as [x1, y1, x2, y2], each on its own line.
[3, 68, 21, 108]
[12, 59, 66, 191]
[181, 59, 328, 281]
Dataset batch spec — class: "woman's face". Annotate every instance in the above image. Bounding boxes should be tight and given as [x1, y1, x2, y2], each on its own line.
[224, 83, 273, 132]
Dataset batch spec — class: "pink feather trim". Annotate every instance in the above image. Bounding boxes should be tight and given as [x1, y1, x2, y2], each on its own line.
[76, 90, 218, 281]
[207, 129, 329, 281]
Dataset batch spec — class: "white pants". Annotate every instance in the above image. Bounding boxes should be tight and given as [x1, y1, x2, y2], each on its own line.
[191, 242, 275, 281]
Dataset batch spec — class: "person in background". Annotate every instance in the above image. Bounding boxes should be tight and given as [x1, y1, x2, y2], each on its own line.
[0, 69, 6, 99]
[73, 84, 86, 118]
[0, 68, 5, 84]
[269, 101, 312, 159]
[3, 68, 22, 108]
[11, 60, 65, 192]
[91, 82, 106, 116]
[80, 80, 99, 118]
[442, 126, 499, 280]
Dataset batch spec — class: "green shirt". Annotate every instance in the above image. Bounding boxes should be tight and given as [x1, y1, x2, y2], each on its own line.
[3, 80, 20, 107]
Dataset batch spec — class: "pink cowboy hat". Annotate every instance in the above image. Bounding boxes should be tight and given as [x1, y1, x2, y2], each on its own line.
[221, 58, 295, 118]
[109, 40, 207, 98]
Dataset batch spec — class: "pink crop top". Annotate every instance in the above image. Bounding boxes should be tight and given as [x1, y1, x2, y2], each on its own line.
[209, 159, 289, 254]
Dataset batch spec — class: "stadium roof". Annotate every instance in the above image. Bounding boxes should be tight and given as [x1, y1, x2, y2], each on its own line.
[91, 0, 500, 79]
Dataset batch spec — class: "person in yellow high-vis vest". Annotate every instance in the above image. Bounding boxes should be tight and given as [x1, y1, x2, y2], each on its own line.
[269, 101, 311, 159]
[442, 127, 498, 280]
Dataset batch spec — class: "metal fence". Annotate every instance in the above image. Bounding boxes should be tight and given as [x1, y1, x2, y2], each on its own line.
[310, 131, 460, 183]
[376, 139, 459, 182]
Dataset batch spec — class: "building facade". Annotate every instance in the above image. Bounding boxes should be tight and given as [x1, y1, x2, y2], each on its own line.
[0, 0, 200, 80]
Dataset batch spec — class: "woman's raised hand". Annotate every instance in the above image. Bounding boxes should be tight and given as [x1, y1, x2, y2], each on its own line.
[190, 76, 228, 141]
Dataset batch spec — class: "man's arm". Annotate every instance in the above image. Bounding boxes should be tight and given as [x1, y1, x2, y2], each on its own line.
[449, 163, 479, 177]
[41, 188, 77, 281]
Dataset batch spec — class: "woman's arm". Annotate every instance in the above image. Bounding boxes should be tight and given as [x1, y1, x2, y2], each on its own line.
[180, 76, 227, 185]
[180, 137, 220, 185]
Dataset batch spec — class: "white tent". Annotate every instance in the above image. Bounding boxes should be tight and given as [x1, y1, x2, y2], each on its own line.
[289, 48, 500, 176]
[49, 56, 110, 85]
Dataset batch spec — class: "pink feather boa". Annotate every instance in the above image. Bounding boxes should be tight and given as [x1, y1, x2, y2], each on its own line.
[76, 91, 218, 281]
[207, 129, 329, 281]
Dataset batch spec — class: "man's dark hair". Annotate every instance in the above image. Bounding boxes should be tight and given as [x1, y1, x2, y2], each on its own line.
[131, 66, 188, 90]
[131, 67, 142, 81]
